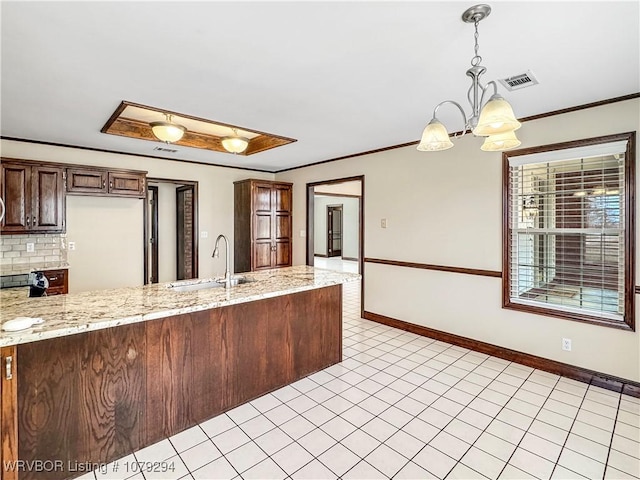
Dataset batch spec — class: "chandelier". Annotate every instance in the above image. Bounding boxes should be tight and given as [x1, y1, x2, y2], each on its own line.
[417, 4, 521, 153]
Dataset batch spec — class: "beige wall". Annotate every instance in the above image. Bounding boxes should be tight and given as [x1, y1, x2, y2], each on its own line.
[66, 195, 143, 292]
[0, 139, 274, 291]
[2, 99, 638, 381]
[315, 180, 362, 196]
[276, 98, 640, 382]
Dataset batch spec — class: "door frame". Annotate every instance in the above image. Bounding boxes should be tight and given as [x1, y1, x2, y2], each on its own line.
[326, 204, 343, 257]
[176, 184, 198, 280]
[143, 178, 199, 285]
[306, 175, 364, 315]
[148, 185, 159, 283]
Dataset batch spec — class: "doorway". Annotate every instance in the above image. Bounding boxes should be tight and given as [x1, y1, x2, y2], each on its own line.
[306, 175, 363, 273]
[144, 178, 198, 284]
[327, 205, 343, 257]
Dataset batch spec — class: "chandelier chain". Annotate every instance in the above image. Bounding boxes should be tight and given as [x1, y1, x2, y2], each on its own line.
[471, 19, 482, 67]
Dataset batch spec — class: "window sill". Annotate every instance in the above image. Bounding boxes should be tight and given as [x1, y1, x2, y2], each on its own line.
[502, 300, 634, 331]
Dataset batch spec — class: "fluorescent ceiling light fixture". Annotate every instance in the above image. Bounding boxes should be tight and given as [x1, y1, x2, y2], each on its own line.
[417, 4, 522, 153]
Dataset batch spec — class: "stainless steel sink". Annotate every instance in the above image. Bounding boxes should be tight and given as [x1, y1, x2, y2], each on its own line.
[168, 276, 252, 292]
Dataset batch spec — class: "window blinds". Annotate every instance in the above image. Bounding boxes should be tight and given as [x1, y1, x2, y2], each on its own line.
[508, 149, 626, 321]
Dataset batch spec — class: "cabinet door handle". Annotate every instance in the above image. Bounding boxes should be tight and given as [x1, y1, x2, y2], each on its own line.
[109, 181, 113, 189]
[5, 356, 12, 380]
[33, 216, 37, 226]
[26, 216, 30, 226]
[49, 276, 58, 281]
[102, 179, 106, 188]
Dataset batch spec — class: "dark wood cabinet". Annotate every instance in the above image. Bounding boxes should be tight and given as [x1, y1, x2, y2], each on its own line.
[234, 179, 292, 273]
[1, 345, 18, 480]
[108, 171, 145, 197]
[17, 324, 146, 480]
[6, 286, 341, 480]
[43, 269, 68, 295]
[145, 310, 223, 444]
[65, 167, 107, 195]
[67, 167, 145, 198]
[1, 161, 65, 234]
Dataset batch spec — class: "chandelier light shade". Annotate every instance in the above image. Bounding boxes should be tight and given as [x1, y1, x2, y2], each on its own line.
[417, 4, 522, 153]
[417, 118, 454, 151]
[221, 131, 249, 154]
[150, 114, 186, 143]
[480, 130, 521, 151]
[473, 94, 522, 136]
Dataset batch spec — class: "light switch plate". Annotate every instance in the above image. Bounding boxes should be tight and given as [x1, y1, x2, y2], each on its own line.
[26, 242, 35, 253]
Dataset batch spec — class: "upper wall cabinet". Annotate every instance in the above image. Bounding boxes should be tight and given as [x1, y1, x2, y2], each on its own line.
[1, 161, 65, 234]
[67, 167, 146, 198]
[234, 179, 293, 273]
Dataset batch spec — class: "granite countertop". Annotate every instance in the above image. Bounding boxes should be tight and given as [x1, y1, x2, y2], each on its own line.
[0, 266, 360, 347]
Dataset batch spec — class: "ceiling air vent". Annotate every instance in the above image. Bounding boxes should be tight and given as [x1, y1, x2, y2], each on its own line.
[498, 70, 539, 91]
[153, 146, 178, 153]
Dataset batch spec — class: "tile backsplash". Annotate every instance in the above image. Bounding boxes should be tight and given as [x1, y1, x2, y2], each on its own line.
[0, 233, 68, 275]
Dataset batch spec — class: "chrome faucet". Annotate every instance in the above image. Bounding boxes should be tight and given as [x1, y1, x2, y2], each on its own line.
[212, 234, 232, 289]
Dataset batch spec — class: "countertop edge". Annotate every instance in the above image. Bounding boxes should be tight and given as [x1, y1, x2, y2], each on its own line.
[0, 273, 359, 347]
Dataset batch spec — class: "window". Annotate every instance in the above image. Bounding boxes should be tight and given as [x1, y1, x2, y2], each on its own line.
[503, 133, 635, 330]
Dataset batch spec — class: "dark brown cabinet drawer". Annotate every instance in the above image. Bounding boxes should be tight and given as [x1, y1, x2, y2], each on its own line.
[43, 268, 68, 295]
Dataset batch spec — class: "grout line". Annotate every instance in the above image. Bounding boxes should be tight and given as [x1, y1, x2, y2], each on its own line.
[602, 392, 624, 478]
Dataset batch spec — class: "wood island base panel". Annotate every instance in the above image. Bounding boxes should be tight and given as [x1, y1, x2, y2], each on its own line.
[0, 266, 358, 480]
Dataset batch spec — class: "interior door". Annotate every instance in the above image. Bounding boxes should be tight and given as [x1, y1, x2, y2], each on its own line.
[327, 205, 343, 257]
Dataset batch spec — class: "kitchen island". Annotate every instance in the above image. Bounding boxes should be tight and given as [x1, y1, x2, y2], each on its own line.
[0, 266, 359, 480]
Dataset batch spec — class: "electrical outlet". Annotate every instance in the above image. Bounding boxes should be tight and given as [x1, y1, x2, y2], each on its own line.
[381, 218, 387, 228]
[68, 241, 76, 251]
[201, 231, 208, 238]
[26, 242, 35, 253]
[562, 338, 572, 351]
[300, 230, 306, 237]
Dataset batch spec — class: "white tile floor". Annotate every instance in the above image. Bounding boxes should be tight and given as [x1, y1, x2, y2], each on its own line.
[313, 257, 359, 274]
[78, 280, 640, 480]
